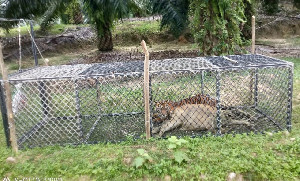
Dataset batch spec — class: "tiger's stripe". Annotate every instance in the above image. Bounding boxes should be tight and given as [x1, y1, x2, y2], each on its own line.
[153, 94, 217, 122]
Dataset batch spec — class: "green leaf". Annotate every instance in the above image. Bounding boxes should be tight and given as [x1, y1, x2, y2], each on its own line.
[177, 138, 188, 145]
[137, 149, 152, 160]
[132, 157, 145, 168]
[144, 153, 152, 160]
[168, 143, 177, 149]
[137, 149, 146, 155]
[168, 136, 178, 143]
[174, 151, 190, 164]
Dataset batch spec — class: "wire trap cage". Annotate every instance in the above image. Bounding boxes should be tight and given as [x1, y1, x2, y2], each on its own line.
[0, 54, 293, 148]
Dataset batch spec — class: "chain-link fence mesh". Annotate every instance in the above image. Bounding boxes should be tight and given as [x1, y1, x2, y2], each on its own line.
[0, 54, 293, 148]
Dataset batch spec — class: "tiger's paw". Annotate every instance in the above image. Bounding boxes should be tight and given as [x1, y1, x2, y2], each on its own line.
[152, 127, 161, 134]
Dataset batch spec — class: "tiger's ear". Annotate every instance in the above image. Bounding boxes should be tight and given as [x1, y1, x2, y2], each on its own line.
[154, 102, 160, 107]
[211, 99, 217, 107]
[200, 96, 204, 104]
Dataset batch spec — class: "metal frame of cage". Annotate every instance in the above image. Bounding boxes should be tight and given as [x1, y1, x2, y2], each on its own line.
[149, 56, 293, 138]
[0, 54, 294, 148]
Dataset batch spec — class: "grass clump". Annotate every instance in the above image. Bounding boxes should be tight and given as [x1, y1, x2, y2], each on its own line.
[0, 131, 299, 180]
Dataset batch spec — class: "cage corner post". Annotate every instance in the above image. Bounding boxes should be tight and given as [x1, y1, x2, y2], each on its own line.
[74, 78, 84, 143]
[141, 40, 151, 139]
[287, 67, 293, 132]
[201, 71, 205, 95]
[149, 75, 153, 137]
[0, 43, 18, 153]
[0, 82, 10, 147]
[250, 16, 257, 107]
[215, 70, 222, 136]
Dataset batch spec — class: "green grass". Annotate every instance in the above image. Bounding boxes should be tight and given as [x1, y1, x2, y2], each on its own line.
[287, 36, 300, 47]
[0, 21, 161, 38]
[0, 57, 299, 180]
[0, 24, 88, 37]
[113, 20, 161, 35]
[256, 36, 300, 48]
[0, 25, 39, 37]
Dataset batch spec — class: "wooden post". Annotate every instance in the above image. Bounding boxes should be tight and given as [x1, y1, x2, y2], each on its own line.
[250, 16, 256, 106]
[251, 16, 256, 54]
[0, 43, 18, 153]
[141, 40, 151, 139]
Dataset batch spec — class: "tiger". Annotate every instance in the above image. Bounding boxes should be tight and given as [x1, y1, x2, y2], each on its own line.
[152, 94, 217, 137]
[152, 94, 217, 123]
[152, 104, 217, 137]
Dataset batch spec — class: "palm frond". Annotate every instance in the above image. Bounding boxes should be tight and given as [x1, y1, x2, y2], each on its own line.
[40, 0, 73, 30]
[82, 0, 130, 33]
[151, 0, 189, 37]
[1, 0, 52, 29]
[1, 0, 72, 30]
[128, 0, 152, 17]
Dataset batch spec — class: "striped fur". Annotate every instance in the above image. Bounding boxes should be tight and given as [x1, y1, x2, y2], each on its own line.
[153, 94, 217, 122]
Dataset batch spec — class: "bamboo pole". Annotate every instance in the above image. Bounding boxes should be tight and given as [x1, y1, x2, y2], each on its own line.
[251, 16, 256, 54]
[0, 43, 18, 153]
[141, 40, 151, 139]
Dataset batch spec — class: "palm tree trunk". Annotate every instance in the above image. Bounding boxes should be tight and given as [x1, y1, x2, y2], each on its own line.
[96, 21, 113, 51]
[97, 29, 113, 51]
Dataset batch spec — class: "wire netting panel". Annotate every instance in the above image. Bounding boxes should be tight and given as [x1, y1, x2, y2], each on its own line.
[220, 69, 254, 107]
[85, 114, 144, 143]
[150, 64, 292, 137]
[218, 66, 291, 134]
[5, 74, 145, 148]
[256, 66, 291, 131]
[10, 80, 81, 148]
[76, 75, 145, 143]
[0, 54, 293, 148]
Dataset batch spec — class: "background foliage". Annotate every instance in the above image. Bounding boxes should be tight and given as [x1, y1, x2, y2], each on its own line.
[151, 0, 189, 37]
[262, 0, 280, 15]
[190, 0, 247, 56]
[61, 0, 84, 24]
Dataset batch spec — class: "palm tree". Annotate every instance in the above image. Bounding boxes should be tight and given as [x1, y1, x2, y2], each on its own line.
[151, 0, 189, 37]
[82, 0, 130, 51]
[1, 0, 141, 51]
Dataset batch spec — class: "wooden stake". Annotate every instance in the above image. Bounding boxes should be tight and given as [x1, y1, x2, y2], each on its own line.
[251, 15, 256, 54]
[0, 43, 18, 153]
[141, 40, 151, 139]
[250, 16, 256, 106]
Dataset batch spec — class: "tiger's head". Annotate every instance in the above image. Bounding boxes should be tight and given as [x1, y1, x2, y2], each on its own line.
[152, 101, 174, 123]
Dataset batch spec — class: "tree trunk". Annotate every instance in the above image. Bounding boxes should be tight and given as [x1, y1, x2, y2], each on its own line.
[97, 28, 113, 51]
[242, 0, 255, 39]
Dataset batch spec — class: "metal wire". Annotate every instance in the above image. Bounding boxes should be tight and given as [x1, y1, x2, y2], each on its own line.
[0, 54, 294, 148]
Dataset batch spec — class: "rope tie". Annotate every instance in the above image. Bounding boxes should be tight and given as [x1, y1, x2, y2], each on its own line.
[20, 19, 49, 66]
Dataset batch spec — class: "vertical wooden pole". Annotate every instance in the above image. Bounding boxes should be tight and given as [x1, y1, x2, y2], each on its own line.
[251, 16, 256, 54]
[141, 40, 151, 139]
[250, 16, 256, 105]
[0, 43, 18, 153]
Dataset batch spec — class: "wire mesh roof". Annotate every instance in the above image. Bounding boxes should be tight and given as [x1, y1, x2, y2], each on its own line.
[6, 54, 292, 81]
